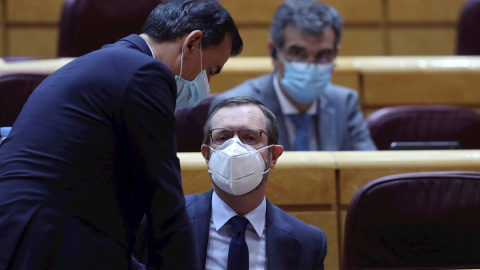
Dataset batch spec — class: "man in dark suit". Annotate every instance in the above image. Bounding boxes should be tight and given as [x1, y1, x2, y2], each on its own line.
[0, 0, 242, 269]
[210, 0, 376, 151]
[189, 96, 327, 269]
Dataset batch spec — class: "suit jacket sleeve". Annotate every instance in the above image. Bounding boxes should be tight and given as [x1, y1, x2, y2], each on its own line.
[119, 61, 199, 269]
[343, 89, 377, 150]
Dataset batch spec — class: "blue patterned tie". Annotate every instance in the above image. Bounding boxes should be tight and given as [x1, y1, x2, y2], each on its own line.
[290, 114, 312, 151]
[227, 215, 249, 270]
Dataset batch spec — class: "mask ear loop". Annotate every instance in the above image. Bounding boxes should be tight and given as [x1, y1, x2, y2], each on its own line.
[199, 43, 203, 73]
[254, 144, 274, 175]
[179, 46, 184, 78]
[255, 144, 273, 153]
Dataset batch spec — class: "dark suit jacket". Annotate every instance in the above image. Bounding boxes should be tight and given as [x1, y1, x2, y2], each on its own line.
[210, 72, 376, 151]
[186, 190, 327, 270]
[0, 35, 199, 270]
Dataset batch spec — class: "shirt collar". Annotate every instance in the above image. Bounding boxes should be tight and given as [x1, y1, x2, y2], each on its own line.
[211, 190, 266, 237]
[273, 71, 317, 115]
[144, 41, 156, 59]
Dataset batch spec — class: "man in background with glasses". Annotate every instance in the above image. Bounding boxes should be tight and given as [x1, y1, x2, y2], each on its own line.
[188, 96, 326, 269]
[210, 0, 376, 151]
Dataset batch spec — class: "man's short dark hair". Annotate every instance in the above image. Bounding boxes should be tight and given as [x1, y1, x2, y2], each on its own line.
[203, 96, 280, 146]
[142, 0, 243, 56]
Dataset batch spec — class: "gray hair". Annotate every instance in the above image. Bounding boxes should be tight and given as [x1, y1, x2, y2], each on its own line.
[270, 0, 343, 49]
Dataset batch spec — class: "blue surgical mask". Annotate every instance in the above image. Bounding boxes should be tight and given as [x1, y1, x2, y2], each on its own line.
[280, 57, 333, 104]
[175, 45, 210, 108]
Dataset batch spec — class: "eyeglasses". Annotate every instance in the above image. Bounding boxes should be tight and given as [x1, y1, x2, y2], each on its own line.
[281, 46, 337, 64]
[209, 128, 268, 145]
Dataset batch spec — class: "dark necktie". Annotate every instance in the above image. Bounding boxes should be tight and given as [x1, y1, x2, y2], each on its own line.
[290, 114, 312, 151]
[227, 215, 250, 270]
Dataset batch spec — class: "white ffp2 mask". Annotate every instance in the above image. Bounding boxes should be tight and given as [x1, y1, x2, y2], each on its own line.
[208, 138, 271, 195]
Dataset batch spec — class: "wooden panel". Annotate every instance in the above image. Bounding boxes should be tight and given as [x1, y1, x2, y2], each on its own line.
[7, 27, 58, 57]
[334, 150, 480, 205]
[362, 72, 480, 106]
[339, 166, 480, 205]
[0, 57, 73, 72]
[323, 0, 383, 23]
[6, 0, 63, 24]
[267, 152, 336, 205]
[180, 151, 337, 205]
[0, 56, 356, 93]
[225, 0, 385, 56]
[181, 170, 212, 195]
[340, 28, 384, 56]
[331, 71, 359, 92]
[179, 153, 212, 195]
[0, 1, 4, 57]
[225, 0, 383, 25]
[222, 0, 280, 25]
[210, 56, 272, 93]
[233, 26, 270, 57]
[211, 69, 268, 93]
[224, 0, 383, 25]
[340, 210, 347, 260]
[388, 0, 465, 23]
[268, 169, 336, 205]
[290, 211, 338, 270]
[389, 28, 456, 55]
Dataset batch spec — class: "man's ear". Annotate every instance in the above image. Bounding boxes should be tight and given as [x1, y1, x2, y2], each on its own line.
[269, 145, 283, 169]
[201, 144, 211, 165]
[182, 30, 203, 57]
[268, 40, 277, 59]
[334, 44, 341, 58]
[268, 40, 281, 70]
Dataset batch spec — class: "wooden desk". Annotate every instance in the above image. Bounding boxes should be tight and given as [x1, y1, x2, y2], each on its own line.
[4, 56, 480, 113]
[352, 56, 480, 114]
[0, 57, 73, 72]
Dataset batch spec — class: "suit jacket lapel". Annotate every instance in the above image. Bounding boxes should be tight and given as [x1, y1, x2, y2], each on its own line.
[265, 200, 302, 270]
[260, 72, 291, 150]
[317, 88, 337, 150]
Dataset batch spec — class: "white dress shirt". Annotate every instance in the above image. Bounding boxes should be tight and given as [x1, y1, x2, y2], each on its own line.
[205, 191, 267, 270]
[144, 41, 156, 59]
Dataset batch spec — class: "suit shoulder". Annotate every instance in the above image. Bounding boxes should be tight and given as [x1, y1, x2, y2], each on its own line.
[211, 73, 273, 110]
[326, 84, 359, 97]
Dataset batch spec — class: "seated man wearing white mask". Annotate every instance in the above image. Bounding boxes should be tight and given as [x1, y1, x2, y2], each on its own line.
[210, 0, 376, 151]
[189, 96, 327, 269]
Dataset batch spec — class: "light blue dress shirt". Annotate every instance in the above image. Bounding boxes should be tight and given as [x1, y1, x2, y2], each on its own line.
[205, 191, 267, 270]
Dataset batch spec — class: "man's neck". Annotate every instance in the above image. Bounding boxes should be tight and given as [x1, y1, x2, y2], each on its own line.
[214, 184, 266, 216]
[139, 33, 183, 74]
